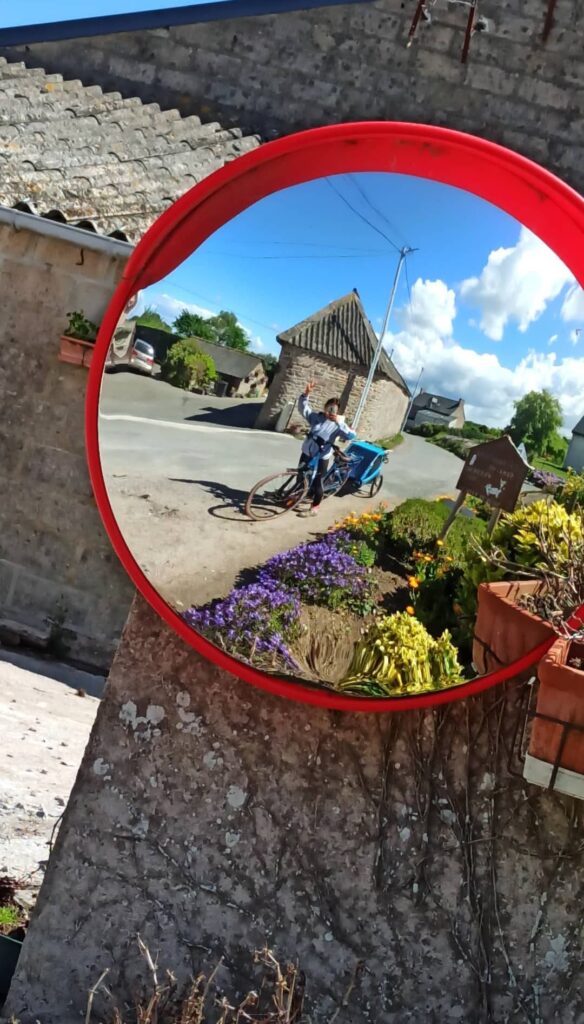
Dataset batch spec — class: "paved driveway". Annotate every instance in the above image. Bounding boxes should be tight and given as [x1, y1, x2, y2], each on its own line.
[98, 373, 463, 608]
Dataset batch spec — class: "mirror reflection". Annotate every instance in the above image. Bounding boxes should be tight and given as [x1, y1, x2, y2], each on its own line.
[98, 171, 584, 699]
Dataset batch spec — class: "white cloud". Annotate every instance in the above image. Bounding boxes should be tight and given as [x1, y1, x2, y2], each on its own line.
[548, 334, 558, 346]
[570, 329, 582, 346]
[387, 277, 584, 433]
[135, 291, 215, 324]
[562, 283, 584, 322]
[459, 227, 574, 341]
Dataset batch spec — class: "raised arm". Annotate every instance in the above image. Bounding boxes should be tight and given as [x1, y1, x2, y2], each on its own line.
[298, 380, 317, 424]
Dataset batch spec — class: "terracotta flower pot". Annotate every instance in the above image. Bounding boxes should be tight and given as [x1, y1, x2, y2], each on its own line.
[472, 580, 556, 680]
[58, 335, 94, 368]
[528, 637, 584, 776]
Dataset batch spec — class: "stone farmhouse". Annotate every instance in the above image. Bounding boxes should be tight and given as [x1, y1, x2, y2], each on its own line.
[255, 289, 410, 440]
[406, 390, 466, 431]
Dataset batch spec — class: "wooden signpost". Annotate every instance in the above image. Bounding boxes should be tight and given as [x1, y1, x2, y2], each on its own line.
[441, 435, 530, 537]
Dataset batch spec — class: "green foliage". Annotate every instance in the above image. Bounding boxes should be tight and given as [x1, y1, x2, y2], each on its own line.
[211, 309, 249, 351]
[461, 421, 502, 441]
[456, 498, 584, 626]
[493, 499, 582, 570]
[173, 308, 250, 350]
[431, 436, 469, 460]
[376, 433, 404, 450]
[543, 430, 568, 463]
[259, 353, 278, 384]
[558, 469, 584, 512]
[160, 339, 217, 391]
[408, 548, 465, 644]
[508, 389, 563, 457]
[386, 498, 486, 565]
[130, 305, 172, 332]
[172, 309, 216, 340]
[0, 905, 20, 929]
[410, 422, 444, 438]
[64, 310, 98, 342]
[339, 611, 463, 696]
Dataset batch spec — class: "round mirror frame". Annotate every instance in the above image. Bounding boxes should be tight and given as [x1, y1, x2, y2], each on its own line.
[86, 121, 584, 712]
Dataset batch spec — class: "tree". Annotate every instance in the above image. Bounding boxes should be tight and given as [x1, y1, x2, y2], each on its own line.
[508, 389, 563, 457]
[160, 339, 217, 391]
[209, 310, 249, 351]
[172, 309, 216, 341]
[259, 353, 278, 385]
[130, 305, 172, 332]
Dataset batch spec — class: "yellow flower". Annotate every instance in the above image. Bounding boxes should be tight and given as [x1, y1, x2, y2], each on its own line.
[406, 605, 415, 616]
[407, 576, 419, 589]
[436, 539, 444, 547]
[423, 554, 433, 563]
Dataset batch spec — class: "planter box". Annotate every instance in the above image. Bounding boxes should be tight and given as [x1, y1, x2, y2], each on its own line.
[473, 580, 556, 680]
[58, 335, 95, 368]
[528, 637, 584, 777]
[0, 933, 22, 1001]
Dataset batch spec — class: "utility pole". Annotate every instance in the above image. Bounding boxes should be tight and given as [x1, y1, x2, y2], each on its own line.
[352, 246, 416, 431]
[401, 366, 424, 431]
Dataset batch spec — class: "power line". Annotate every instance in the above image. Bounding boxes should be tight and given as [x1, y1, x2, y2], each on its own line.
[324, 178, 401, 253]
[156, 282, 279, 335]
[204, 250, 392, 261]
[347, 174, 410, 250]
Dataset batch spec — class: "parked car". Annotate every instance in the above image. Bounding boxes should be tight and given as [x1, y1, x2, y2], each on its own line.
[105, 327, 155, 376]
[127, 338, 156, 375]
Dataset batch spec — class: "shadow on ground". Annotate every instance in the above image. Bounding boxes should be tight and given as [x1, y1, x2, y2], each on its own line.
[184, 401, 263, 428]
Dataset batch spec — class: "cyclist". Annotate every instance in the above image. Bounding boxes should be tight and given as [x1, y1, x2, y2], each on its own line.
[297, 380, 357, 515]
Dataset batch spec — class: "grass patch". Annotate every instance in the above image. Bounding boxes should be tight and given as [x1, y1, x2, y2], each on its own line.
[376, 432, 404, 450]
[532, 456, 568, 480]
[0, 905, 21, 931]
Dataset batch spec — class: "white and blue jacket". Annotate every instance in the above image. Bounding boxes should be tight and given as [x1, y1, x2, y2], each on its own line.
[298, 393, 356, 460]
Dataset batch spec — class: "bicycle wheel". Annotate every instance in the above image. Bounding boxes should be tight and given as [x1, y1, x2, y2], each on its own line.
[368, 474, 383, 497]
[322, 463, 352, 499]
[245, 470, 308, 521]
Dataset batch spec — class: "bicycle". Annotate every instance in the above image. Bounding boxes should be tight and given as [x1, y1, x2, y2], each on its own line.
[245, 447, 358, 521]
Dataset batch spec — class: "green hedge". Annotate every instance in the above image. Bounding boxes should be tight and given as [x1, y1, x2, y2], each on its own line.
[386, 498, 486, 564]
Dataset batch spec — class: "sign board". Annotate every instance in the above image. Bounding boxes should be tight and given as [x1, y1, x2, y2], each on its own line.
[456, 435, 529, 513]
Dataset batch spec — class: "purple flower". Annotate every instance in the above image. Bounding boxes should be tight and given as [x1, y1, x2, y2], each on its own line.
[258, 534, 370, 609]
[183, 578, 301, 669]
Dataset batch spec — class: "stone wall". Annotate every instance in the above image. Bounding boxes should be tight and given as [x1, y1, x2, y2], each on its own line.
[5, 594, 582, 1023]
[0, 218, 135, 667]
[256, 345, 408, 439]
[3, 0, 583, 195]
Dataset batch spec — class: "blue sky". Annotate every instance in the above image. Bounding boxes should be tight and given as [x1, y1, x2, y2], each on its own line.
[136, 172, 584, 429]
[3, 0, 231, 27]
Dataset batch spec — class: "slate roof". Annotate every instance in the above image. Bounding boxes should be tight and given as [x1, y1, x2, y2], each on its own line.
[409, 391, 464, 417]
[277, 289, 409, 394]
[0, 56, 260, 242]
[571, 416, 584, 437]
[187, 338, 265, 379]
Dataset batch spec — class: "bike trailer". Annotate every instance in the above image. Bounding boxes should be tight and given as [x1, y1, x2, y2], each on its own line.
[344, 440, 388, 485]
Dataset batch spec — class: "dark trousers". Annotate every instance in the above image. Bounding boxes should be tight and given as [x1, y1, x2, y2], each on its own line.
[298, 453, 326, 506]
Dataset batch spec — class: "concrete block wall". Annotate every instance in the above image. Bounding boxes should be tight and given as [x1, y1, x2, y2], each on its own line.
[0, 220, 135, 667]
[256, 345, 408, 439]
[3, 0, 584, 195]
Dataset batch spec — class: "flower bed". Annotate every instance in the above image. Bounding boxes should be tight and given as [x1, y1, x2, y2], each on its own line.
[182, 494, 584, 700]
